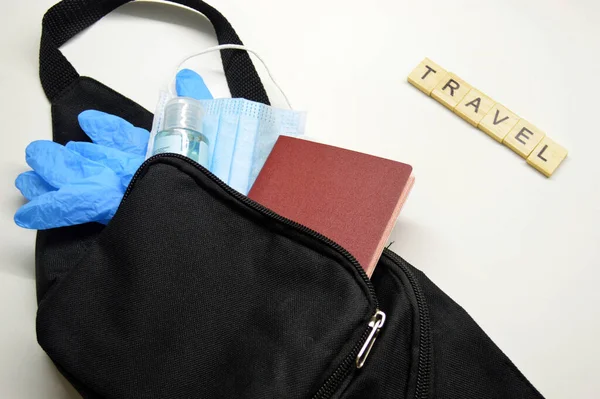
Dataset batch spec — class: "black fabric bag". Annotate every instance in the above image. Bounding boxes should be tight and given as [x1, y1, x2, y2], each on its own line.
[35, 1, 545, 398]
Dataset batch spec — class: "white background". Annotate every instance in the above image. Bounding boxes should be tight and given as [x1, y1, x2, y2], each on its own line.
[1, 0, 599, 397]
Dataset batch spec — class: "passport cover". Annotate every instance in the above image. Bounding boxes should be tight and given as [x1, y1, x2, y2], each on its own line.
[248, 136, 414, 277]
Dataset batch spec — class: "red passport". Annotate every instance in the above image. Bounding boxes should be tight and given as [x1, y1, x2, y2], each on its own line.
[248, 136, 414, 277]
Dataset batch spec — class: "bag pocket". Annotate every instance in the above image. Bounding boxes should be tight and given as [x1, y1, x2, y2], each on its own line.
[342, 249, 545, 399]
[339, 249, 433, 399]
[36, 154, 380, 399]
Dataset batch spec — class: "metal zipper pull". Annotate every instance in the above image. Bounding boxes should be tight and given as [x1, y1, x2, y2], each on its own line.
[356, 309, 386, 369]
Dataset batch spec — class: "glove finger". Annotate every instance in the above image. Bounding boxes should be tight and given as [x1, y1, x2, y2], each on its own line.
[14, 179, 122, 230]
[66, 141, 144, 190]
[78, 110, 150, 156]
[15, 171, 57, 200]
[176, 69, 213, 100]
[25, 140, 110, 188]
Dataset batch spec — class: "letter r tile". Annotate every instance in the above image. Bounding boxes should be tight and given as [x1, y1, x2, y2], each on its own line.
[431, 73, 472, 110]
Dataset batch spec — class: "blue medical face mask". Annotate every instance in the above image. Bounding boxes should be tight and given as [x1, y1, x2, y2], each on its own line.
[147, 45, 306, 195]
[205, 98, 305, 194]
[149, 94, 306, 195]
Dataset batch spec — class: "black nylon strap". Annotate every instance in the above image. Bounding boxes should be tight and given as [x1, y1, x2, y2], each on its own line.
[40, 0, 270, 105]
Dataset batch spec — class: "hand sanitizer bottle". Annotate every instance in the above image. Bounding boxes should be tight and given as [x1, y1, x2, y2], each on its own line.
[152, 97, 209, 167]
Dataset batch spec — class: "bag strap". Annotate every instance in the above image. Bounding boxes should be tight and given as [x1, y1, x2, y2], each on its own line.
[39, 0, 270, 105]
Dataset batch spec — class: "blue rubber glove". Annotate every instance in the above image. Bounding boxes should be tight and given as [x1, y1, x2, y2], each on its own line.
[15, 141, 124, 227]
[14, 69, 212, 229]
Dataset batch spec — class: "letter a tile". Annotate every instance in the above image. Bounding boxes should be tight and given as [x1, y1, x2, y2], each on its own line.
[455, 89, 496, 127]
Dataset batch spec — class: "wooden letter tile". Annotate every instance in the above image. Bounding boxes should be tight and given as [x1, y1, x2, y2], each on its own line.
[454, 89, 496, 127]
[431, 73, 471, 110]
[503, 119, 546, 158]
[478, 104, 519, 142]
[407, 58, 448, 95]
[526, 137, 568, 177]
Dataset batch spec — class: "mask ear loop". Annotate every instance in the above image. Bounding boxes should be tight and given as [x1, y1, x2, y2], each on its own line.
[169, 44, 293, 109]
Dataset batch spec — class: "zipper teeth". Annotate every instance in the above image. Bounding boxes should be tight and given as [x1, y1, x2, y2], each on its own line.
[384, 249, 432, 399]
[311, 327, 371, 399]
[123, 153, 377, 305]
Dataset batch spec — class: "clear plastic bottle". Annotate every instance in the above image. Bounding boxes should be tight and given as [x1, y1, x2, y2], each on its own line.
[152, 97, 209, 167]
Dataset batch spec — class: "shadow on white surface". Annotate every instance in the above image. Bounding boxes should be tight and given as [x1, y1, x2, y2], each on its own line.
[2, 246, 35, 280]
[112, 1, 215, 36]
[387, 218, 427, 255]
[3, 195, 36, 280]
[42, 356, 81, 399]
[386, 217, 449, 271]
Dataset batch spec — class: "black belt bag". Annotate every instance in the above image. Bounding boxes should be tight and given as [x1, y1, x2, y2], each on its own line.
[36, 1, 545, 398]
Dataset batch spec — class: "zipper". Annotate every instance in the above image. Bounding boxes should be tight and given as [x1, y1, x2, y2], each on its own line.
[311, 309, 386, 399]
[383, 249, 432, 399]
[123, 153, 382, 398]
[356, 310, 386, 369]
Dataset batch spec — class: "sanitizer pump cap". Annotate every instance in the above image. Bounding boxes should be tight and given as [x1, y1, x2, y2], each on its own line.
[163, 97, 205, 133]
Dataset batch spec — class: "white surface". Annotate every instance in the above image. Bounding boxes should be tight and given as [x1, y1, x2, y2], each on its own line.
[1, 0, 599, 397]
